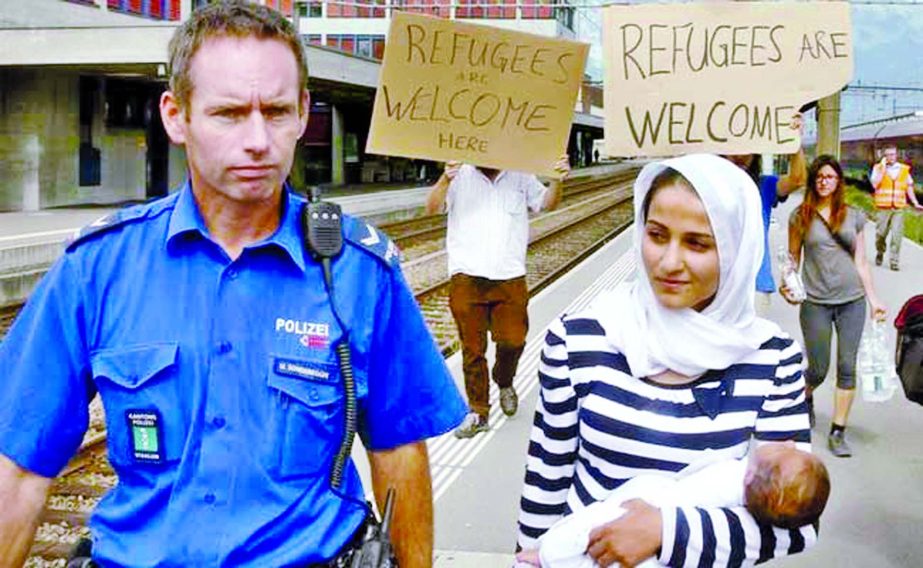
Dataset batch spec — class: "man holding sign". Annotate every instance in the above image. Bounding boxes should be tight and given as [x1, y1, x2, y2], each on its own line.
[367, 13, 585, 438]
[426, 156, 570, 438]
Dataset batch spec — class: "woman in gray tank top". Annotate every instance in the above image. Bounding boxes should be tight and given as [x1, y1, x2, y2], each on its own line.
[781, 155, 887, 458]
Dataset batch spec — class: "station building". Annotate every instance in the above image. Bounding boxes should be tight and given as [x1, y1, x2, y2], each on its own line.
[0, 0, 603, 212]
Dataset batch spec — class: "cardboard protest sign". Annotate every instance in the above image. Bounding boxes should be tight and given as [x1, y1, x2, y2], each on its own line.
[366, 12, 588, 177]
[602, 1, 852, 157]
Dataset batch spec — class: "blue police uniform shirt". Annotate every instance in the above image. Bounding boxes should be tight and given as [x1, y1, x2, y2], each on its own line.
[0, 183, 467, 566]
[756, 174, 780, 293]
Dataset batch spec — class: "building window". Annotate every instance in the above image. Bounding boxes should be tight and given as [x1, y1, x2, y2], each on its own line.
[455, 0, 483, 19]
[304, 34, 323, 46]
[359, 0, 386, 18]
[521, 0, 554, 19]
[327, 34, 357, 53]
[392, 0, 451, 18]
[327, 1, 353, 17]
[297, 1, 323, 17]
[105, 0, 179, 20]
[356, 35, 373, 58]
[329, 0, 383, 17]
[79, 77, 101, 187]
[555, 3, 574, 30]
[486, 0, 516, 19]
[325, 34, 385, 58]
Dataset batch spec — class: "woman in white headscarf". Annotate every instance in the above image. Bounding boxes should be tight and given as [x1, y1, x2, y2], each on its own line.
[516, 155, 816, 566]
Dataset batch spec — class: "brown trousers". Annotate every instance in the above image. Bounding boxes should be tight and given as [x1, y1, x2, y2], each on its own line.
[449, 273, 529, 418]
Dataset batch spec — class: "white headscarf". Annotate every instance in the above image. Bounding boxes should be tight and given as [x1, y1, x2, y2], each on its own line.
[596, 154, 778, 378]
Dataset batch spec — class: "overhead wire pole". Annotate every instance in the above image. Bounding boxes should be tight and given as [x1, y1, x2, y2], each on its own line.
[817, 92, 842, 160]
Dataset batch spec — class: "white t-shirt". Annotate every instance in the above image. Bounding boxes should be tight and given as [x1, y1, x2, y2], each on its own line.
[445, 165, 548, 280]
[537, 458, 747, 568]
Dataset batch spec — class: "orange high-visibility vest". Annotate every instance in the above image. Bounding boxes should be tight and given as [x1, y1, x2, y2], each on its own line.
[874, 164, 912, 209]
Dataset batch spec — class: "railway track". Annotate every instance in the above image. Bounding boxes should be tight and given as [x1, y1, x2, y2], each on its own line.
[0, 303, 20, 337]
[382, 168, 638, 259]
[417, 191, 634, 355]
[19, 172, 637, 564]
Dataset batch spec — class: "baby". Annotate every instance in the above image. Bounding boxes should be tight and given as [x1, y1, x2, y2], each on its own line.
[517, 443, 830, 568]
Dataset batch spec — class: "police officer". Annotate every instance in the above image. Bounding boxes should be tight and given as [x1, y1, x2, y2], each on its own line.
[0, 2, 465, 566]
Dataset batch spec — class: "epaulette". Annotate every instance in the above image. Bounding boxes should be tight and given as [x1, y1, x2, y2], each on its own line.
[65, 206, 149, 252]
[343, 216, 400, 269]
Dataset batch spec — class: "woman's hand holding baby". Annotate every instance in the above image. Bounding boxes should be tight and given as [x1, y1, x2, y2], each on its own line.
[586, 500, 662, 567]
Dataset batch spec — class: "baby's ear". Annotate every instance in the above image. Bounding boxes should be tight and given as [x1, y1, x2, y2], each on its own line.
[743, 462, 756, 486]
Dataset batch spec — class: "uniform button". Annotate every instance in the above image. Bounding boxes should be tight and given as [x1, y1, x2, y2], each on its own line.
[226, 269, 238, 280]
[212, 416, 226, 429]
[217, 341, 232, 354]
[204, 493, 216, 504]
[309, 388, 319, 401]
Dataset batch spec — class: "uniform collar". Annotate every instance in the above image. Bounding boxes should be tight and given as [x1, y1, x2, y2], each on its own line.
[166, 180, 307, 273]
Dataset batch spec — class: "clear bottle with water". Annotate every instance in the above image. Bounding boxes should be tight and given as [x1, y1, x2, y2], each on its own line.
[777, 245, 806, 302]
[859, 320, 897, 402]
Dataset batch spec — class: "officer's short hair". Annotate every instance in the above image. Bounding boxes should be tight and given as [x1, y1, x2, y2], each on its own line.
[167, 0, 308, 112]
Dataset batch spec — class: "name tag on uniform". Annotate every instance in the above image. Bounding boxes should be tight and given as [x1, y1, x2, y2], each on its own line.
[126, 410, 165, 465]
[273, 357, 335, 383]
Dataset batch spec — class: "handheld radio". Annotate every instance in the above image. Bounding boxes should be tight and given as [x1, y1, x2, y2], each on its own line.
[301, 186, 355, 490]
[350, 488, 397, 568]
[301, 187, 399, 567]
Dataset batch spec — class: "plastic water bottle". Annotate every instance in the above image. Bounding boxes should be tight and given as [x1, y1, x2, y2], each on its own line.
[776, 245, 806, 302]
[859, 321, 897, 402]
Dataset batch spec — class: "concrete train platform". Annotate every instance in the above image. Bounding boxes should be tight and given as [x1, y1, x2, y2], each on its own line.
[418, 195, 923, 567]
[0, 162, 628, 241]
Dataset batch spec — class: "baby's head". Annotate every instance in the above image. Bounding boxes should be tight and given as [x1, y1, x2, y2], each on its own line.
[744, 443, 830, 529]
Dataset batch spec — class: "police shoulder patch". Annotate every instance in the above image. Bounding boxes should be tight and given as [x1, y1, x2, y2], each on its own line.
[66, 205, 150, 252]
[343, 216, 401, 269]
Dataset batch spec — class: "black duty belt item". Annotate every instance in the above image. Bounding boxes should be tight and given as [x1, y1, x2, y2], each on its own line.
[65, 513, 386, 568]
[66, 538, 96, 568]
[306, 514, 371, 568]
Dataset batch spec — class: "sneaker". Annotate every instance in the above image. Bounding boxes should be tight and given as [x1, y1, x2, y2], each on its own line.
[875, 251, 884, 266]
[500, 386, 519, 417]
[454, 412, 489, 439]
[828, 430, 853, 458]
[890, 261, 900, 271]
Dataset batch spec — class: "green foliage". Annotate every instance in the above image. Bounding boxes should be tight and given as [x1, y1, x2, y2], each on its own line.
[845, 184, 875, 212]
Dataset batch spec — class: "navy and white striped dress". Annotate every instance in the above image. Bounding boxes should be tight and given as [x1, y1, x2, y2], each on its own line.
[518, 311, 815, 566]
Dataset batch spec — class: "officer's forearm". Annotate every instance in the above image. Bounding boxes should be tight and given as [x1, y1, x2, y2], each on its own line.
[0, 454, 52, 566]
[368, 442, 433, 568]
